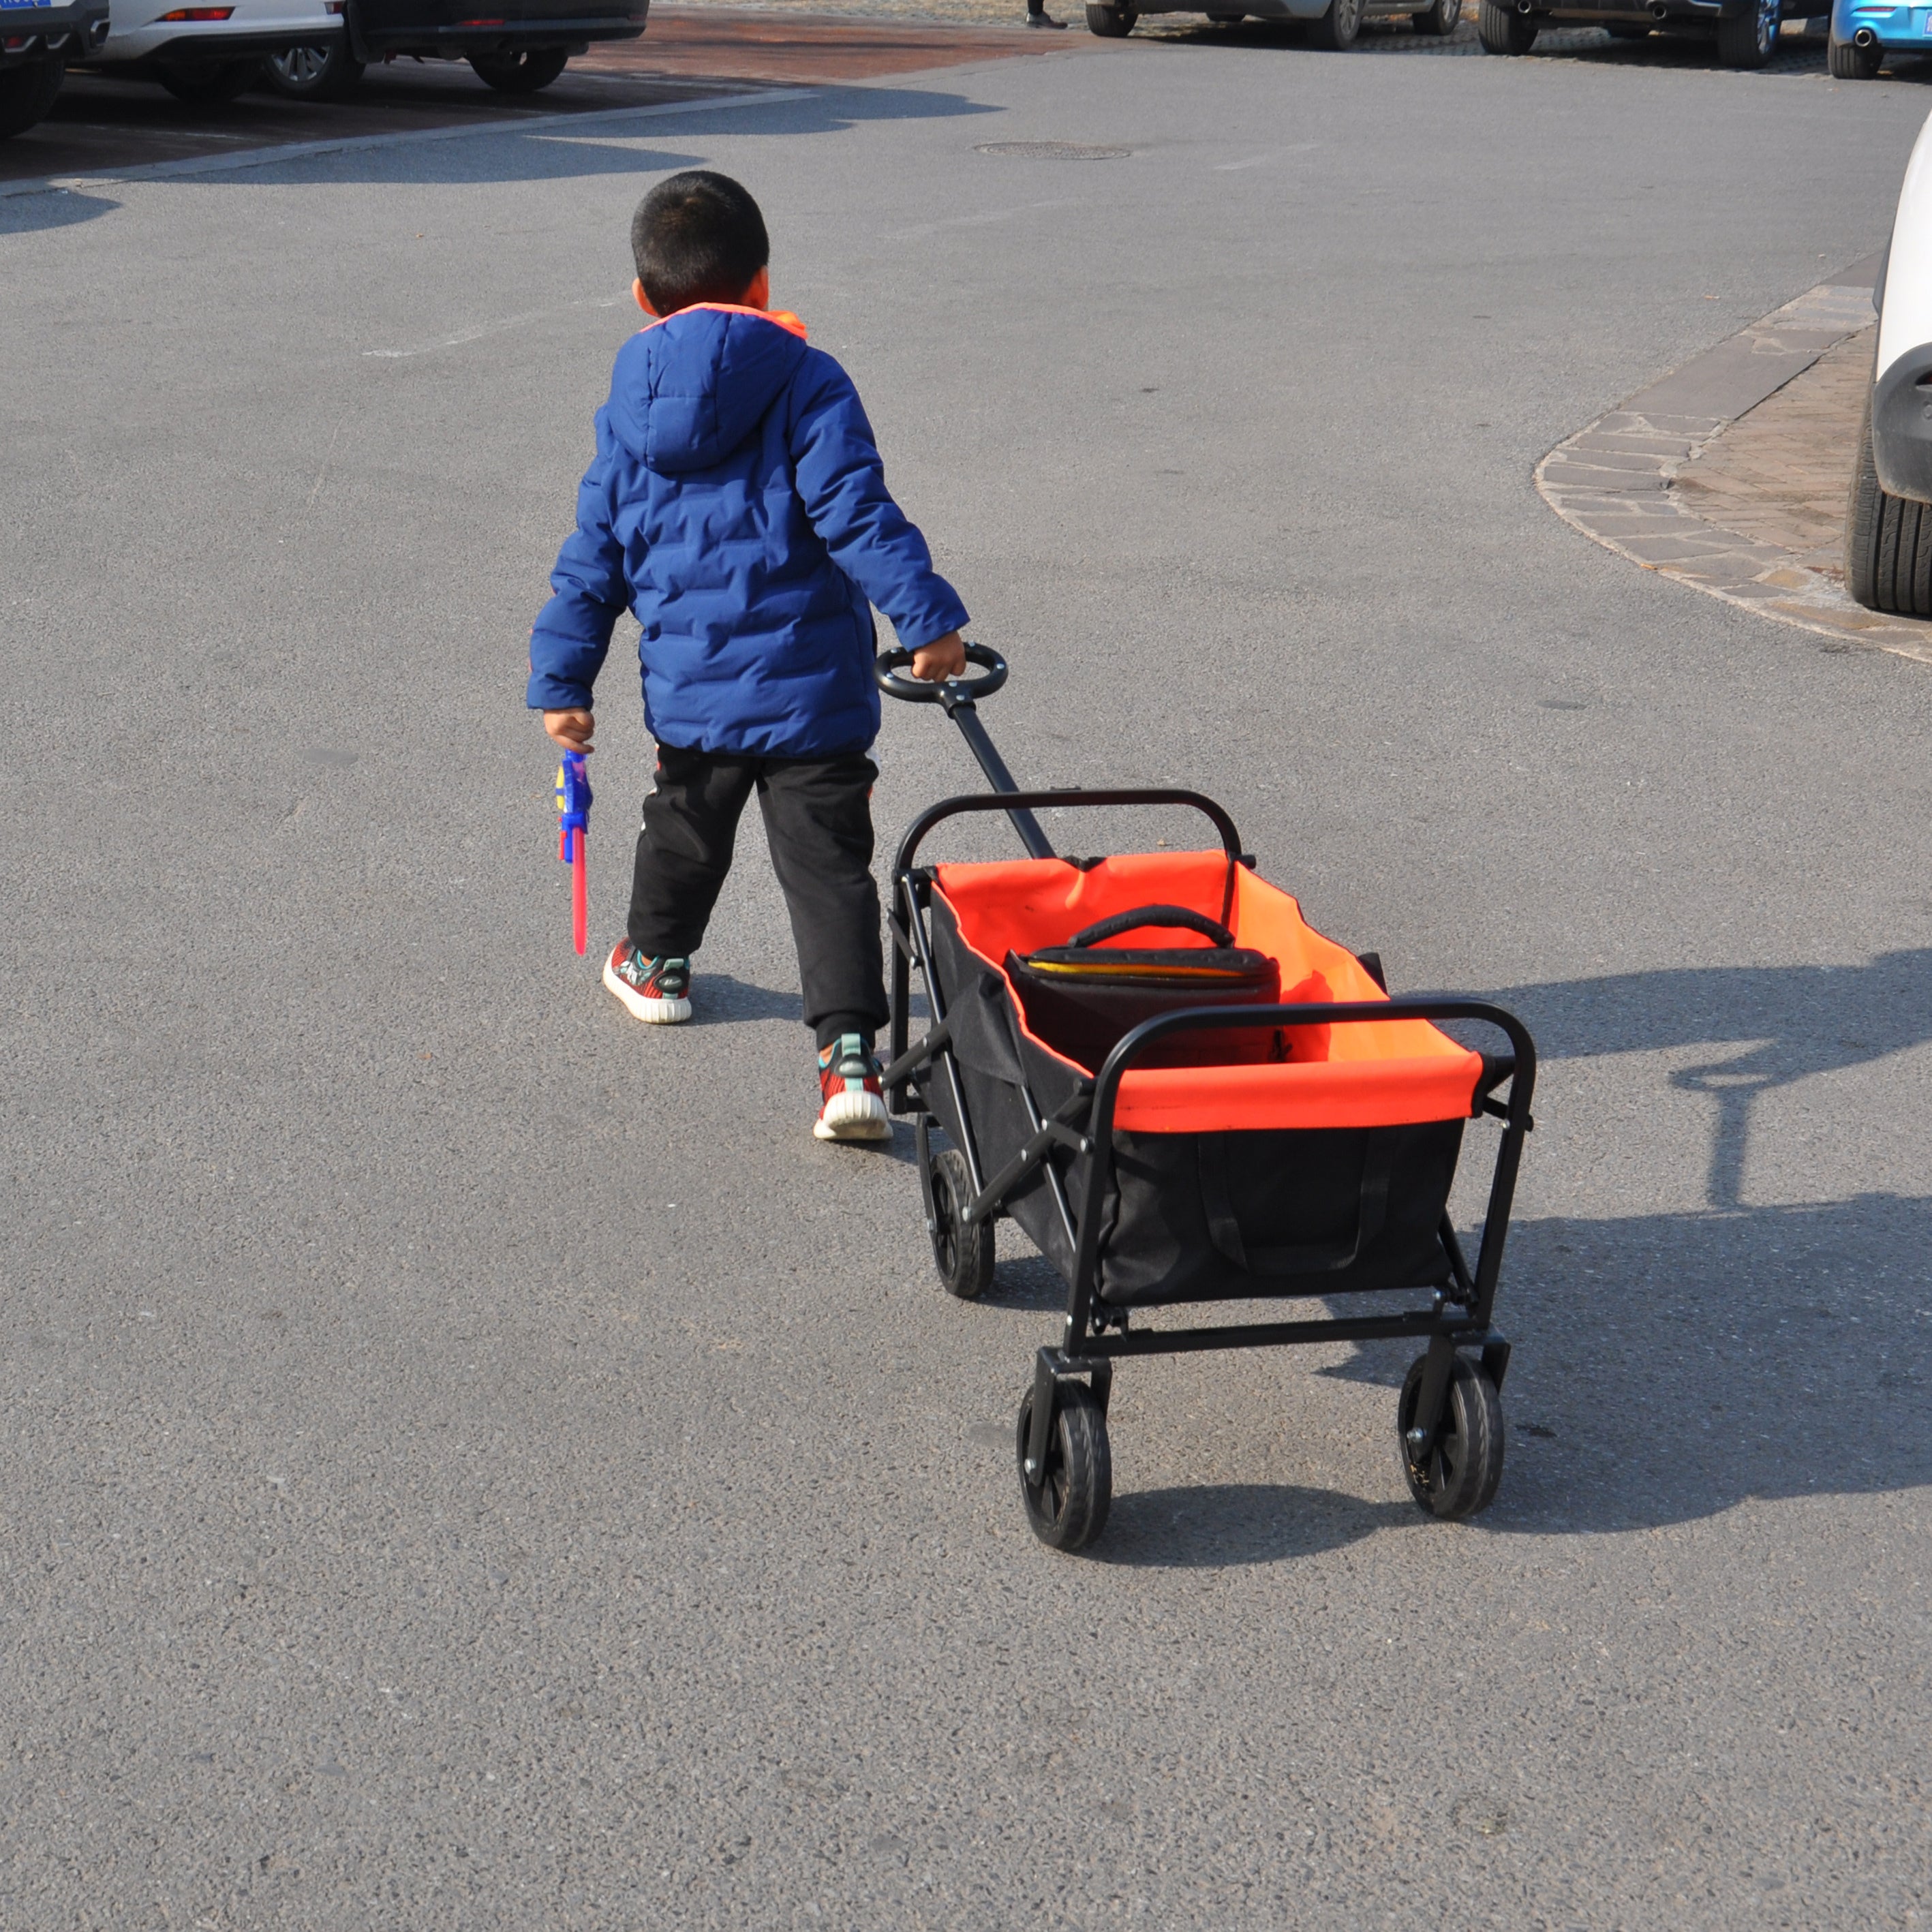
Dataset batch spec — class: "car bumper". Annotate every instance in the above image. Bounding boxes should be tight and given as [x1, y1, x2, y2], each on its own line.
[360, 13, 642, 52]
[99, 0, 343, 61]
[1831, 0, 1932, 41]
[351, 0, 642, 52]
[0, 0, 111, 57]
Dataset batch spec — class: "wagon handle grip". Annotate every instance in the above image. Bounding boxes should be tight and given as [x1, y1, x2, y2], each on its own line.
[875, 641, 1009, 706]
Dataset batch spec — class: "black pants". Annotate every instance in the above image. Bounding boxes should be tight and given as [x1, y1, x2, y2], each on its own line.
[627, 743, 888, 1048]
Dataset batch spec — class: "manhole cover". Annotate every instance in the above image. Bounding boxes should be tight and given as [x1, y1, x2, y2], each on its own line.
[973, 141, 1133, 160]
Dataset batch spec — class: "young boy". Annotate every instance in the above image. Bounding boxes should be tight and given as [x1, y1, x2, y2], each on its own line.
[527, 170, 969, 1142]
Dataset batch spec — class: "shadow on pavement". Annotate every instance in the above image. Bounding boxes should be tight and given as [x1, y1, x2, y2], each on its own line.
[1474, 949, 1932, 1208]
[0, 185, 121, 235]
[1096, 1483, 1413, 1568]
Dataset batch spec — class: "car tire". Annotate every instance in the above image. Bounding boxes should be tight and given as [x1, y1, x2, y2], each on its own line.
[1084, 3, 1137, 31]
[1477, 0, 1539, 49]
[1310, 0, 1364, 48]
[1412, 0, 1462, 33]
[1826, 27, 1882, 71]
[156, 59, 262, 104]
[1847, 390, 1932, 615]
[1715, 0, 1779, 64]
[0, 53, 65, 138]
[468, 47, 570, 91]
[262, 40, 366, 99]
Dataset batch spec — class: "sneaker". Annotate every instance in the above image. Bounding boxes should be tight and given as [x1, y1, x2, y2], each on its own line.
[603, 942, 692, 1024]
[814, 1032, 891, 1141]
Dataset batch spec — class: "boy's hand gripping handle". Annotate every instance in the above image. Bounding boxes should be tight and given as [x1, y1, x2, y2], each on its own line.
[554, 751, 593, 955]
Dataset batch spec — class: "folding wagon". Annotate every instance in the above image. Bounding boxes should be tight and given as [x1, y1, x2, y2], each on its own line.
[875, 646, 1536, 1553]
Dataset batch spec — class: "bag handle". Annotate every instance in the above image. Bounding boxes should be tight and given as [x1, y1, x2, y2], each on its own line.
[1198, 1135, 1393, 1277]
[1067, 904, 1236, 951]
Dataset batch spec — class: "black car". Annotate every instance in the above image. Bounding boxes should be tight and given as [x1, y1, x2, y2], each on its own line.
[1475, 0, 1805, 67]
[260, 0, 645, 98]
[0, 0, 110, 137]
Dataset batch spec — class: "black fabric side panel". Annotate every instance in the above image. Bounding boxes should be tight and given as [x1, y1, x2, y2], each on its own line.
[1095, 1120, 1464, 1307]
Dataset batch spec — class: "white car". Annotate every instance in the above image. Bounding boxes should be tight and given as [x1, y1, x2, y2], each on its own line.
[1849, 106, 1932, 616]
[85, 0, 343, 102]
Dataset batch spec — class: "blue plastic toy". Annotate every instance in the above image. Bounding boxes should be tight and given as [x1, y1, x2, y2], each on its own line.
[554, 750, 593, 955]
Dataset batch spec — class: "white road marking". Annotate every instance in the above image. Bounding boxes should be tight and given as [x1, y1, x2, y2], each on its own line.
[1214, 143, 1319, 170]
[364, 294, 628, 360]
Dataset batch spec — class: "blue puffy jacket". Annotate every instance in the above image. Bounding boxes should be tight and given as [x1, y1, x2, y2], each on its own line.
[525, 305, 969, 758]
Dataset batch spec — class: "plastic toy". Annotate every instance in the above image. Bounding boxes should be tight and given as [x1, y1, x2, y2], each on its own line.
[554, 750, 592, 955]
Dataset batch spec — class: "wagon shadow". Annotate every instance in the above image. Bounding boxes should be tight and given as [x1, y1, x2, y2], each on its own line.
[1094, 1484, 1411, 1569]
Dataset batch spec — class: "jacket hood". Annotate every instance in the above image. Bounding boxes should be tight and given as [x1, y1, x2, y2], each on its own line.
[606, 305, 810, 475]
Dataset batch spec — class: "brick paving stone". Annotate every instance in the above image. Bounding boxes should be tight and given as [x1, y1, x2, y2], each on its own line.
[1535, 281, 1932, 665]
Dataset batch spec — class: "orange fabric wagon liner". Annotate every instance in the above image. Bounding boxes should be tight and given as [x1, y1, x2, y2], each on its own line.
[932, 851, 1484, 1135]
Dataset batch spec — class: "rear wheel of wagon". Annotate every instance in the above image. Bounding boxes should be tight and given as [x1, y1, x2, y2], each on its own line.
[1017, 1382, 1111, 1551]
[928, 1148, 994, 1300]
[1396, 1353, 1504, 1520]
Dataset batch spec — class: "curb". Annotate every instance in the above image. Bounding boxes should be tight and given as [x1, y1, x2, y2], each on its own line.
[1535, 260, 1932, 666]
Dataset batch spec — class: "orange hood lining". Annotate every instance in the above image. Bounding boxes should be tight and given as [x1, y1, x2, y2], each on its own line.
[640, 303, 808, 341]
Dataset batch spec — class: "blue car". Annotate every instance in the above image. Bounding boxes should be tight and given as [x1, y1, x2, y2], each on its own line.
[0, 0, 110, 137]
[1828, 0, 1929, 71]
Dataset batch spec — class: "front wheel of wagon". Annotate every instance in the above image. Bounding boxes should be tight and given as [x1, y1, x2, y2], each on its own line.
[929, 1148, 994, 1300]
[1396, 1354, 1504, 1520]
[1085, 3, 1137, 33]
[1017, 1383, 1111, 1551]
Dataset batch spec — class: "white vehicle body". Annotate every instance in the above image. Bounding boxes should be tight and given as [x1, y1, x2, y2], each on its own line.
[99, 0, 340, 66]
[1871, 104, 1932, 502]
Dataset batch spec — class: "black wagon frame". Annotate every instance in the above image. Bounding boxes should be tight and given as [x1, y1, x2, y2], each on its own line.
[873, 645, 1537, 1545]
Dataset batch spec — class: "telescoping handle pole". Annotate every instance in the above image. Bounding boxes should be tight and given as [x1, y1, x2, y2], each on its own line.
[874, 643, 1054, 860]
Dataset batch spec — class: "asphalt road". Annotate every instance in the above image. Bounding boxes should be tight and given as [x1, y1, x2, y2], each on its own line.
[3, 33, 1930, 1931]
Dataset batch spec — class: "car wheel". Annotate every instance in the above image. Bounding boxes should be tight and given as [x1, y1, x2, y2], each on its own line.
[1084, 3, 1137, 31]
[156, 59, 262, 104]
[262, 40, 365, 99]
[1847, 390, 1932, 615]
[1476, 0, 1539, 48]
[1412, 0, 1462, 32]
[0, 53, 65, 139]
[468, 47, 570, 91]
[1715, 0, 1779, 64]
[1310, 0, 1364, 48]
[1826, 27, 1882, 71]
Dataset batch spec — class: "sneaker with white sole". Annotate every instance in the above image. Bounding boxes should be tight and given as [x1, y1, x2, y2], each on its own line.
[603, 942, 692, 1024]
[814, 1032, 890, 1141]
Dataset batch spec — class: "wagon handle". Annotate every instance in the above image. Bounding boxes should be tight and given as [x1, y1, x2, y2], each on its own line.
[875, 643, 1052, 857]
[875, 640, 1009, 706]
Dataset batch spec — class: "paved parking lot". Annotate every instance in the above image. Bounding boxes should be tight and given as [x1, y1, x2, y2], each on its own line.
[4, 20, 1931, 1931]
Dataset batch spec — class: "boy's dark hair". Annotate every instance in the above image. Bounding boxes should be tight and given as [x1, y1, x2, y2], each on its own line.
[630, 171, 769, 318]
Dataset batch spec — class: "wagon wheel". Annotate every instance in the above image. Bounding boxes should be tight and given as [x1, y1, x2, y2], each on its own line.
[1396, 1353, 1505, 1520]
[1016, 1382, 1111, 1551]
[928, 1148, 994, 1300]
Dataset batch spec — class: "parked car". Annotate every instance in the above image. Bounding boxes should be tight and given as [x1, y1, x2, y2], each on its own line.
[1826, 0, 1921, 75]
[0, 0, 109, 138]
[1083, 0, 1460, 42]
[260, 0, 647, 99]
[80, 0, 345, 103]
[1848, 108, 1932, 615]
[1475, 0, 1796, 67]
